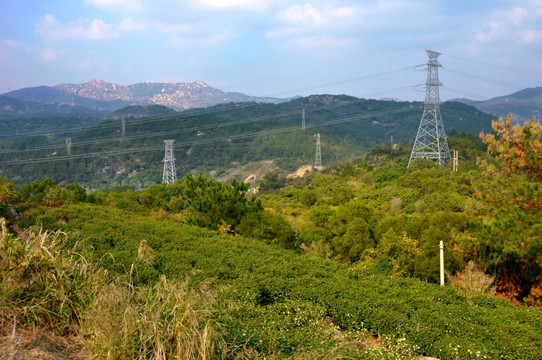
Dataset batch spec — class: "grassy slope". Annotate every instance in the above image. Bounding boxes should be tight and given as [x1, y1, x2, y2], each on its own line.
[49, 203, 542, 360]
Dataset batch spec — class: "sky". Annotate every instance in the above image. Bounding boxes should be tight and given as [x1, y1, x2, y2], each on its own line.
[1, 0, 542, 101]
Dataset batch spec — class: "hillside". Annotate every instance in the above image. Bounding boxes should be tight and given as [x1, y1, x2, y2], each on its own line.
[456, 86, 542, 123]
[0, 95, 495, 188]
[103, 104, 177, 120]
[1, 118, 541, 359]
[0, 96, 105, 137]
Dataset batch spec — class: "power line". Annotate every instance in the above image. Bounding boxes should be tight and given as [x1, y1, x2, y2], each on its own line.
[0, 106, 418, 166]
[0, 66, 416, 141]
[441, 53, 542, 78]
[265, 67, 414, 97]
[0, 86, 418, 155]
[441, 67, 525, 89]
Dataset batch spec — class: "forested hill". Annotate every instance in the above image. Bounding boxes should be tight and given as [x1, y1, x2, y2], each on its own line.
[456, 86, 542, 123]
[0, 95, 495, 188]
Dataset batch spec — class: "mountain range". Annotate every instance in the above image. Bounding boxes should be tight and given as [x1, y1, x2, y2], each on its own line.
[455, 87, 542, 123]
[0, 92, 495, 188]
[3, 80, 541, 124]
[2, 80, 285, 112]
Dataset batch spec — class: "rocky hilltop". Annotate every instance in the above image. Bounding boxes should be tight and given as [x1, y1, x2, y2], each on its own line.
[52, 80, 284, 110]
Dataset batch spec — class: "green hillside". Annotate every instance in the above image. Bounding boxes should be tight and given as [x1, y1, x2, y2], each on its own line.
[1, 117, 540, 359]
[456, 87, 542, 122]
[0, 96, 495, 188]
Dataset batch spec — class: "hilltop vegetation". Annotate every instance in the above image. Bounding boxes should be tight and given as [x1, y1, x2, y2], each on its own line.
[0, 95, 494, 188]
[1, 116, 540, 359]
[457, 86, 542, 123]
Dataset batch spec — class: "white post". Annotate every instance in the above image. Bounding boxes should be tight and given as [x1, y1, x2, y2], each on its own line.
[440, 240, 445, 286]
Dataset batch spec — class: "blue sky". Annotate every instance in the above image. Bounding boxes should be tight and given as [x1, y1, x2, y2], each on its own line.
[1, 0, 542, 101]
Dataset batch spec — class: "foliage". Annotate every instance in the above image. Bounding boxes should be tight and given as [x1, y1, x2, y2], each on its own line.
[460, 117, 542, 301]
[237, 209, 296, 248]
[2, 114, 542, 357]
[183, 173, 262, 230]
[0, 96, 494, 189]
[51, 203, 542, 359]
[481, 115, 542, 180]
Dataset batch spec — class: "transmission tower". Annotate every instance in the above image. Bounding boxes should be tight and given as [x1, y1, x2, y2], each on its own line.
[121, 119, 126, 137]
[302, 108, 306, 130]
[162, 139, 177, 184]
[66, 138, 72, 156]
[314, 133, 323, 170]
[408, 50, 450, 167]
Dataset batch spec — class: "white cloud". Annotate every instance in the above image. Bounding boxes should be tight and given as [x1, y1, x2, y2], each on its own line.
[506, 6, 529, 25]
[119, 17, 148, 31]
[36, 14, 117, 42]
[467, 5, 542, 53]
[85, 0, 143, 11]
[195, 0, 267, 11]
[290, 35, 355, 49]
[155, 22, 193, 33]
[41, 48, 57, 61]
[1, 39, 29, 51]
[519, 29, 542, 43]
[279, 3, 356, 27]
[169, 30, 237, 47]
[267, 3, 360, 54]
[281, 3, 327, 26]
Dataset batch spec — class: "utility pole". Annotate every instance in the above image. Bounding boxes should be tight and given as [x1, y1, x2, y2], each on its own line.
[162, 139, 177, 185]
[440, 240, 445, 286]
[452, 149, 459, 171]
[314, 133, 323, 170]
[302, 108, 306, 130]
[66, 138, 72, 156]
[408, 50, 450, 167]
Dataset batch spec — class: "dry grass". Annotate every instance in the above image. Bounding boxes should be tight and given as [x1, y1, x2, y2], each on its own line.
[1, 219, 226, 359]
[0, 218, 103, 334]
[82, 275, 219, 360]
[448, 261, 496, 296]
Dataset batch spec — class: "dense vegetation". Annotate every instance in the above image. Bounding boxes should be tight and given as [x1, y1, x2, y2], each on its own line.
[0, 95, 494, 188]
[1, 116, 540, 359]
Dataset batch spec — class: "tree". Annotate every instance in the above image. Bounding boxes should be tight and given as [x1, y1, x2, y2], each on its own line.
[480, 115, 542, 181]
[0, 176, 14, 204]
[183, 174, 262, 230]
[462, 116, 542, 302]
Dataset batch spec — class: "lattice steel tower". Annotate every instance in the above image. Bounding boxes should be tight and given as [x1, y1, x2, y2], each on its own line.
[408, 50, 450, 167]
[314, 133, 323, 170]
[162, 139, 177, 184]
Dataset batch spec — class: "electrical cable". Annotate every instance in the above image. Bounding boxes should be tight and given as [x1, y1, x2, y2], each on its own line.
[0, 105, 419, 166]
[0, 85, 419, 155]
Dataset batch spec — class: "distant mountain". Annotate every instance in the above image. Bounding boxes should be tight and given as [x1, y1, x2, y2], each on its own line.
[0, 95, 96, 118]
[0, 96, 104, 136]
[3, 85, 130, 113]
[453, 87, 542, 123]
[3, 80, 286, 113]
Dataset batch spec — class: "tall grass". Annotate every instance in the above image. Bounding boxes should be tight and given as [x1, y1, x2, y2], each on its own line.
[82, 275, 219, 360]
[0, 218, 103, 334]
[0, 219, 223, 359]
